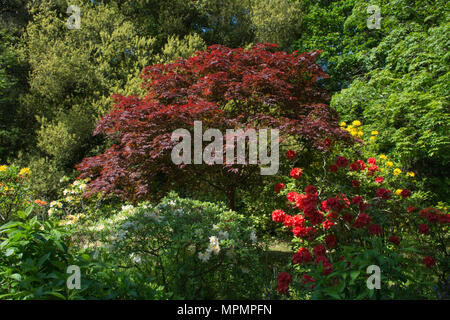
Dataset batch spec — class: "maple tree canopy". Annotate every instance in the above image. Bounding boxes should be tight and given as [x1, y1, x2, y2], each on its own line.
[76, 44, 353, 203]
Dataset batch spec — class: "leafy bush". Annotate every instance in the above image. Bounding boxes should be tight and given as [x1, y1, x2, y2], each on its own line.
[268, 125, 449, 299]
[67, 193, 268, 299]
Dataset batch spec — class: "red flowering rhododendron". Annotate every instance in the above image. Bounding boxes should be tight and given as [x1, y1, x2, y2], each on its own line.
[305, 185, 317, 194]
[301, 275, 316, 288]
[375, 177, 384, 184]
[325, 234, 338, 248]
[293, 247, 313, 264]
[349, 162, 359, 171]
[335, 156, 348, 168]
[269, 155, 447, 296]
[354, 213, 370, 228]
[277, 272, 291, 294]
[290, 168, 303, 179]
[274, 183, 286, 194]
[376, 188, 391, 199]
[313, 245, 326, 256]
[329, 164, 338, 173]
[272, 209, 286, 223]
[356, 160, 366, 170]
[287, 191, 299, 202]
[401, 189, 411, 198]
[286, 150, 297, 159]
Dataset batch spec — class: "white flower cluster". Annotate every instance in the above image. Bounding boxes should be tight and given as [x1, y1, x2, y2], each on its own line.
[197, 233, 225, 263]
[47, 200, 63, 216]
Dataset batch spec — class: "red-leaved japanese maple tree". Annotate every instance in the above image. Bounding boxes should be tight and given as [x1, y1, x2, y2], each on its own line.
[76, 44, 352, 208]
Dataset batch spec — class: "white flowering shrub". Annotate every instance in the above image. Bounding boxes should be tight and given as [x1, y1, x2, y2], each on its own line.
[85, 193, 268, 299]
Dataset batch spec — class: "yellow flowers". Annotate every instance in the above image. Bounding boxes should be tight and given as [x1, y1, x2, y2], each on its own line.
[352, 120, 362, 127]
[371, 131, 379, 135]
[339, 121, 346, 127]
[19, 168, 31, 176]
[369, 136, 377, 141]
[0, 165, 7, 172]
[379, 154, 387, 160]
[407, 171, 415, 177]
[393, 168, 402, 175]
[395, 189, 403, 195]
[386, 161, 394, 167]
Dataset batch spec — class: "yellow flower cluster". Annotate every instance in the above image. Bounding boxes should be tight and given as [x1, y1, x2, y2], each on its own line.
[0, 165, 7, 172]
[19, 168, 31, 176]
[340, 120, 364, 138]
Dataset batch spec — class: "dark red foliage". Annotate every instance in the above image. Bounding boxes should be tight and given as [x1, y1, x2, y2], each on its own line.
[76, 44, 353, 202]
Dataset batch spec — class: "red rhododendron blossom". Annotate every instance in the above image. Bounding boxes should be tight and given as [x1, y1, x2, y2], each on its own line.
[278, 272, 291, 284]
[352, 180, 360, 188]
[352, 196, 364, 205]
[359, 202, 370, 212]
[313, 245, 326, 256]
[322, 218, 335, 230]
[354, 213, 370, 228]
[272, 210, 286, 223]
[327, 211, 338, 220]
[329, 164, 338, 173]
[325, 234, 338, 248]
[301, 275, 316, 288]
[292, 226, 316, 240]
[309, 211, 325, 226]
[401, 189, 411, 198]
[293, 247, 313, 264]
[292, 215, 305, 227]
[277, 272, 291, 294]
[369, 224, 382, 236]
[283, 215, 294, 228]
[287, 191, 299, 202]
[375, 177, 384, 184]
[423, 256, 435, 268]
[277, 283, 289, 294]
[286, 150, 297, 159]
[315, 256, 333, 275]
[294, 193, 307, 209]
[335, 156, 348, 168]
[356, 160, 367, 170]
[305, 185, 317, 194]
[274, 183, 286, 194]
[367, 158, 377, 165]
[368, 165, 379, 172]
[349, 162, 359, 171]
[338, 193, 350, 206]
[388, 236, 401, 246]
[290, 168, 303, 179]
[418, 224, 430, 235]
[376, 188, 391, 199]
[418, 208, 440, 223]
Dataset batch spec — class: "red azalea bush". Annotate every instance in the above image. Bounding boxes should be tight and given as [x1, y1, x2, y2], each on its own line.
[271, 152, 449, 299]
